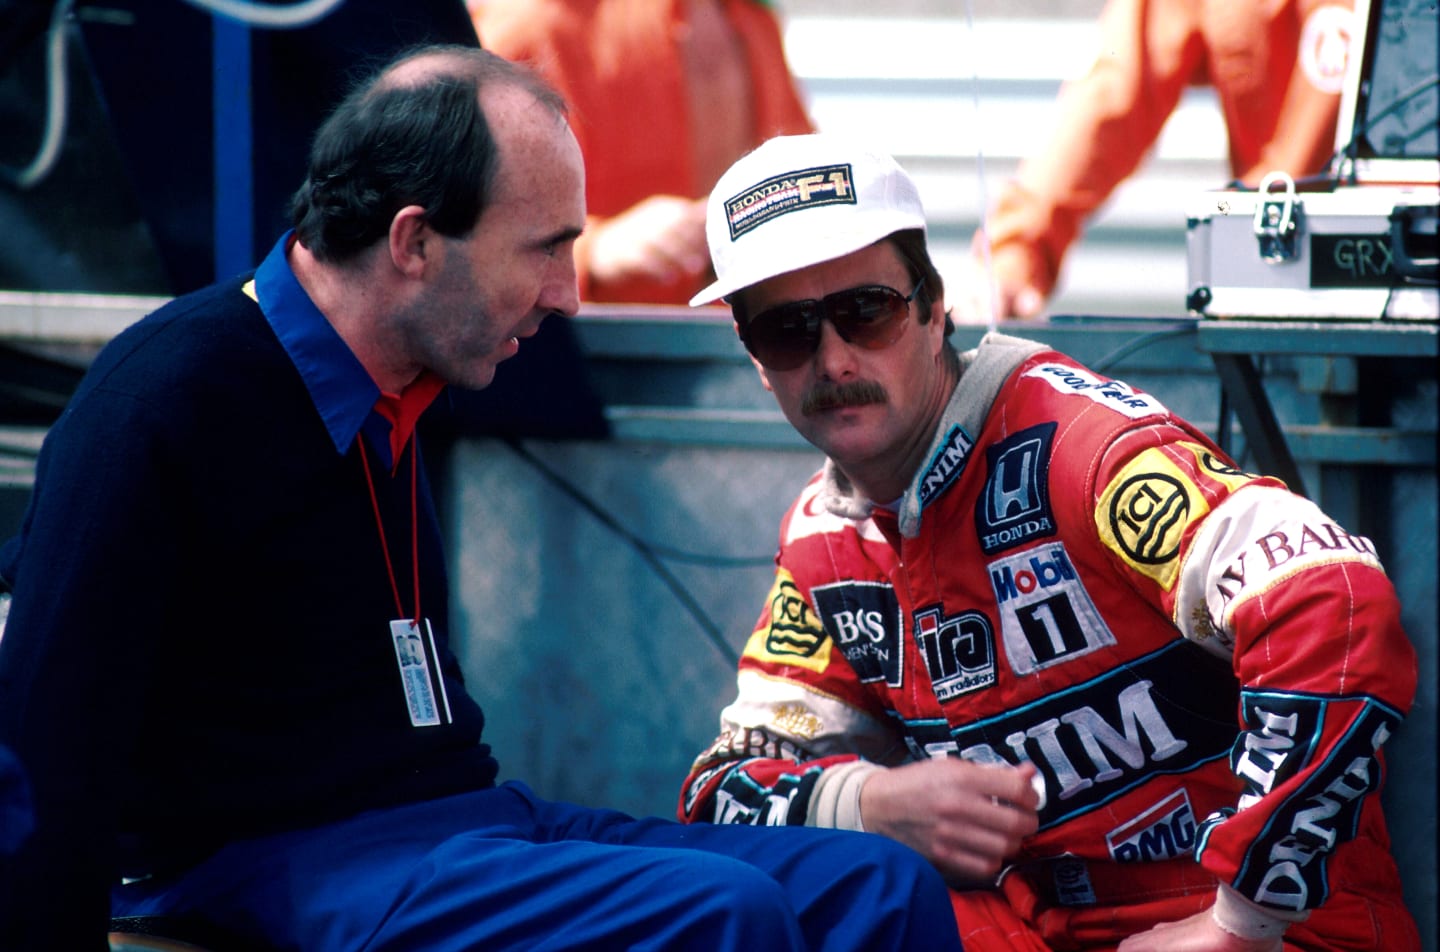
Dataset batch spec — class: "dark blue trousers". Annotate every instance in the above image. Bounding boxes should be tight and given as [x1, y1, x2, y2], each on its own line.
[113, 782, 961, 951]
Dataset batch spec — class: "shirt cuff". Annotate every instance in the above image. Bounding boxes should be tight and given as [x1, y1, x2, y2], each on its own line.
[804, 760, 883, 832]
[1211, 883, 1310, 940]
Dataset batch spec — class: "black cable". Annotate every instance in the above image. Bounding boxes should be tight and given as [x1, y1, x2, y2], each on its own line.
[502, 320, 1214, 669]
[1332, 76, 1440, 184]
[1090, 324, 1198, 374]
[499, 437, 744, 667]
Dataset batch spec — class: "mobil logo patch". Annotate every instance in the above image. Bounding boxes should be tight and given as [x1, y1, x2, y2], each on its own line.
[1106, 789, 1198, 863]
[976, 422, 1057, 555]
[989, 543, 1115, 674]
[811, 580, 904, 687]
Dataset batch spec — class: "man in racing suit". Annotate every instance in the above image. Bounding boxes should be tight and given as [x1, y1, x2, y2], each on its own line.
[681, 133, 1419, 951]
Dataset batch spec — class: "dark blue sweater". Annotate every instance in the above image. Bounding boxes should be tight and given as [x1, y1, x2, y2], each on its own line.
[0, 276, 495, 949]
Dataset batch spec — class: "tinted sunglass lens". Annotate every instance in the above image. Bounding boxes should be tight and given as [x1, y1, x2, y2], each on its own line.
[749, 305, 816, 370]
[833, 288, 909, 347]
[745, 283, 916, 369]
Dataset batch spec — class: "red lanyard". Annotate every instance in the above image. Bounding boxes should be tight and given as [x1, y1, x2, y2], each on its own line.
[357, 437, 421, 626]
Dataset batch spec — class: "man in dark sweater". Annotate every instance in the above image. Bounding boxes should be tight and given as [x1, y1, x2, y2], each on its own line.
[0, 45, 961, 952]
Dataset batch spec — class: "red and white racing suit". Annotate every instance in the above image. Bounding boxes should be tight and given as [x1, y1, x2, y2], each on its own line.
[678, 334, 1418, 950]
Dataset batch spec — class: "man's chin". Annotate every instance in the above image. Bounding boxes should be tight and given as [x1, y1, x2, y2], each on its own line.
[450, 360, 500, 392]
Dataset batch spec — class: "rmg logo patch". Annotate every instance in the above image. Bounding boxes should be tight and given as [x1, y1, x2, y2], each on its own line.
[1106, 789, 1197, 862]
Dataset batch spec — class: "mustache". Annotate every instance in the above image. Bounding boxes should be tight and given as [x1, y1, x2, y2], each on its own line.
[801, 379, 888, 415]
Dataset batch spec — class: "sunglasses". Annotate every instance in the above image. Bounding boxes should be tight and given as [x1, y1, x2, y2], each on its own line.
[739, 279, 925, 371]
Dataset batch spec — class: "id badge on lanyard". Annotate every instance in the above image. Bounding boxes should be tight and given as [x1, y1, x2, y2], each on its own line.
[359, 436, 453, 728]
[390, 617, 453, 727]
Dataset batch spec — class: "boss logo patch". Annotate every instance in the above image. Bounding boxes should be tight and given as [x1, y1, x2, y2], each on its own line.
[976, 423, 1056, 555]
[914, 605, 996, 701]
[811, 580, 903, 687]
[725, 164, 856, 240]
[989, 543, 1115, 674]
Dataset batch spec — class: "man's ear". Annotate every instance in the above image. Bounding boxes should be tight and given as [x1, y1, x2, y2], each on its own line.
[389, 205, 432, 280]
[927, 296, 948, 356]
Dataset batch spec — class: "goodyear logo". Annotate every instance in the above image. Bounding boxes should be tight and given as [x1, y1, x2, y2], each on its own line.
[740, 569, 832, 673]
[1097, 446, 1211, 590]
[1024, 364, 1164, 420]
[725, 164, 856, 240]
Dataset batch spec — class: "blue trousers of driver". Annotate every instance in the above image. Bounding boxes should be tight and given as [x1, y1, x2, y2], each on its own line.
[113, 781, 963, 951]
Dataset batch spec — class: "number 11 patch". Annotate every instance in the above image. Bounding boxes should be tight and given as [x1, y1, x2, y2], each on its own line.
[391, 618, 453, 727]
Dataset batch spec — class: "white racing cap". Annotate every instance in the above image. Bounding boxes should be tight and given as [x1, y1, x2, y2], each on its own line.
[689, 134, 928, 306]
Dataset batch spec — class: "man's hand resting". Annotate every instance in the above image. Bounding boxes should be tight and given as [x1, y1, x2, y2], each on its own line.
[860, 759, 1040, 885]
[1116, 909, 1284, 951]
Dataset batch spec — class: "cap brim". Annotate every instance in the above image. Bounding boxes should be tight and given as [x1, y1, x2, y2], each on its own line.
[690, 211, 925, 308]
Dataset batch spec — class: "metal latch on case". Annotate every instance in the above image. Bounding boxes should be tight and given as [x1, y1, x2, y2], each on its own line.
[1253, 170, 1300, 264]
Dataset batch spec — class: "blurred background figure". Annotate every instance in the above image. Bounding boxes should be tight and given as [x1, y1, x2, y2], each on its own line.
[959, 0, 1355, 322]
[472, 0, 814, 304]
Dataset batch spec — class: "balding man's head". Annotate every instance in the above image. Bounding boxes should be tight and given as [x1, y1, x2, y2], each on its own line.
[291, 45, 567, 264]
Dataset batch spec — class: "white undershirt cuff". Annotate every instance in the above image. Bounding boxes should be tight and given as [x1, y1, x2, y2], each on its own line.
[804, 760, 883, 832]
[1211, 883, 1309, 940]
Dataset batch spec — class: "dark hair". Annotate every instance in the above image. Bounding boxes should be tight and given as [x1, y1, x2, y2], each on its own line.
[886, 228, 952, 336]
[887, 228, 961, 375]
[290, 45, 567, 264]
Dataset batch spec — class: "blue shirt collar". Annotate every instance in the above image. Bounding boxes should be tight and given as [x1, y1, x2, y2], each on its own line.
[253, 232, 381, 455]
